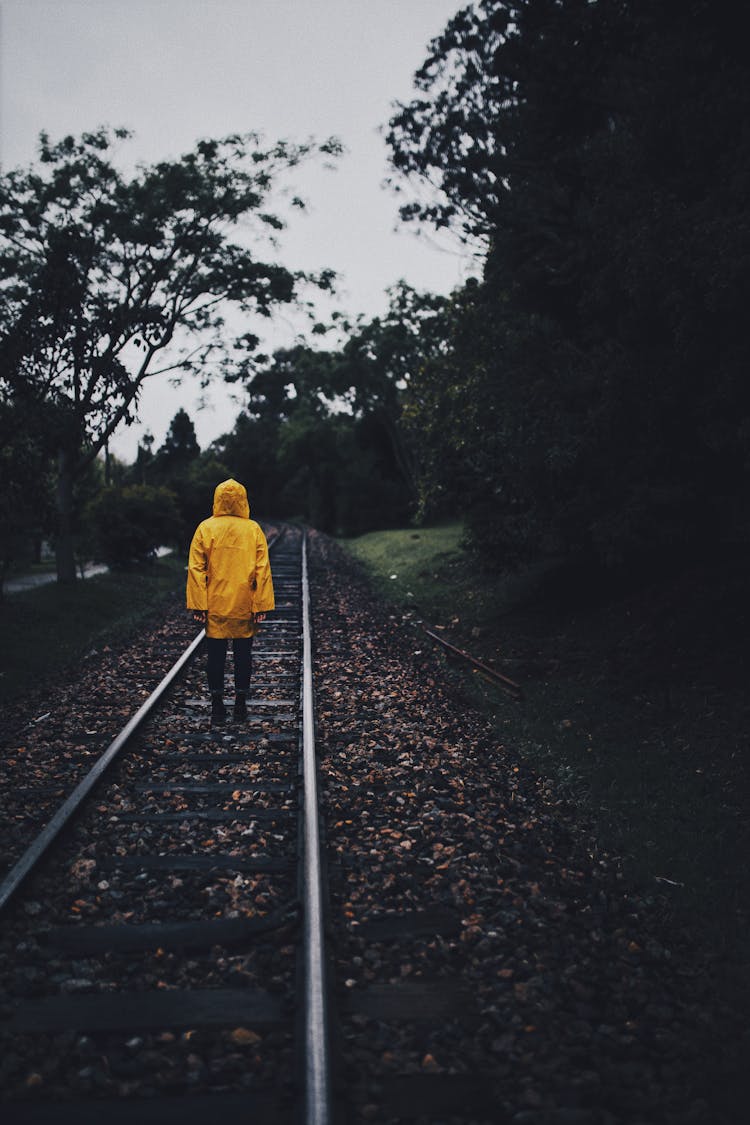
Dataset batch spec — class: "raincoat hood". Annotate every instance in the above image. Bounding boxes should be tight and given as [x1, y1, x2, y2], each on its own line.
[212, 478, 250, 519]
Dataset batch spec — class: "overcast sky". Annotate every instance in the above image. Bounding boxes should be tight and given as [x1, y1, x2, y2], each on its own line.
[0, 0, 474, 460]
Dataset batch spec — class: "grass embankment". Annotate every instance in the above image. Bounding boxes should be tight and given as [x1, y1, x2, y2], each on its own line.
[342, 523, 750, 981]
[0, 555, 186, 703]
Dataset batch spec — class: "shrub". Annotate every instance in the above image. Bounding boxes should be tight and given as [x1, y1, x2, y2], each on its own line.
[86, 484, 181, 567]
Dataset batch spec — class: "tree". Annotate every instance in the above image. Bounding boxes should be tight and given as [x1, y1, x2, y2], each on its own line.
[177, 454, 233, 543]
[331, 282, 449, 507]
[208, 299, 444, 536]
[0, 127, 340, 582]
[385, 0, 512, 247]
[153, 408, 200, 476]
[147, 408, 205, 543]
[132, 432, 155, 486]
[209, 412, 282, 518]
[400, 280, 485, 522]
[224, 285, 449, 529]
[387, 0, 750, 567]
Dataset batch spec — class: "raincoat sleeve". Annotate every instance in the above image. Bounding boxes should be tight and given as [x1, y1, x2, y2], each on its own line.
[252, 528, 275, 615]
[186, 524, 209, 612]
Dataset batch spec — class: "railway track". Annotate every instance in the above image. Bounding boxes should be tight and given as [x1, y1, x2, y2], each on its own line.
[0, 524, 499, 1125]
[0, 526, 731, 1124]
[0, 524, 333, 1123]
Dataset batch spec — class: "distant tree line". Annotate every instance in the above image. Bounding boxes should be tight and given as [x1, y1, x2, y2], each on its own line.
[87, 281, 446, 564]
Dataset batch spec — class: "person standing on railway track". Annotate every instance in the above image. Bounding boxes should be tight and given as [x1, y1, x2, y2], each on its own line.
[186, 478, 274, 725]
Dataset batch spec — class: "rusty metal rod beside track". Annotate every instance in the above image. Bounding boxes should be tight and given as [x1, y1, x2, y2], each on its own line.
[422, 626, 524, 700]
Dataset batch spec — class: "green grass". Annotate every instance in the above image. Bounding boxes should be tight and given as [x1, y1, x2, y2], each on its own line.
[342, 522, 514, 630]
[0, 555, 186, 703]
[340, 523, 750, 982]
[342, 522, 463, 606]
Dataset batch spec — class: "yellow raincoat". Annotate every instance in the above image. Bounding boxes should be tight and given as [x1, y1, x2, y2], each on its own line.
[186, 479, 274, 639]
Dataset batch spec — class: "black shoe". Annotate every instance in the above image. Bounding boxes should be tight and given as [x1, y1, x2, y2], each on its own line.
[234, 692, 247, 722]
[211, 694, 226, 726]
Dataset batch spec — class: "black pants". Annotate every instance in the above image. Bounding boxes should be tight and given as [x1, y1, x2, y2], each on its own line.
[206, 636, 253, 695]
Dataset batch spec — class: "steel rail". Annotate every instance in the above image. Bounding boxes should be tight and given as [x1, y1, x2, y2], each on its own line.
[0, 526, 284, 916]
[0, 629, 205, 914]
[301, 532, 332, 1125]
[422, 626, 524, 699]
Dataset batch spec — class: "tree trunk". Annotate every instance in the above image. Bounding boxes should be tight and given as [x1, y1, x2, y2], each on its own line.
[55, 448, 77, 584]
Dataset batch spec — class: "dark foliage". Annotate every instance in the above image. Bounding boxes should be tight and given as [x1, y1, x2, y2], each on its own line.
[210, 286, 447, 535]
[86, 484, 182, 567]
[388, 0, 750, 567]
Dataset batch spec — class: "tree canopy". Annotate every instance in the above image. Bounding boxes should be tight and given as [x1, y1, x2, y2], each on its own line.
[0, 127, 340, 580]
